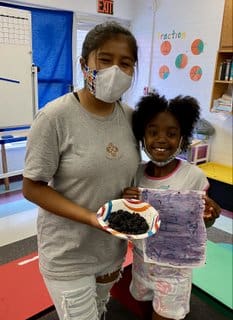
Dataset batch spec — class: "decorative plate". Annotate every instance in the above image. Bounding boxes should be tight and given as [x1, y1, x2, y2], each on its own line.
[97, 199, 160, 240]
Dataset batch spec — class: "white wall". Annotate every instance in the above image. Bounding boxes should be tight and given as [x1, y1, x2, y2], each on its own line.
[123, 0, 155, 106]
[126, 0, 232, 167]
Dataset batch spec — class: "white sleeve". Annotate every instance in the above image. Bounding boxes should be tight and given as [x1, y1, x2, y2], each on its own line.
[188, 165, 210, 191]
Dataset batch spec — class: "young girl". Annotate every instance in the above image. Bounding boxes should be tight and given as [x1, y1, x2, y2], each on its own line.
[123, 93, 220, 320]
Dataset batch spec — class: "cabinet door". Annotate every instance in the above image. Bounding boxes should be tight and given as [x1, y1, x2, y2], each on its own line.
[220, 0, 233, 50]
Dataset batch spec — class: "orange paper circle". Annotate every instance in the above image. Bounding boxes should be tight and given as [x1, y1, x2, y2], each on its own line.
[160, 41, 172, 55]
[159, 65, 170, 79]
[191, 39, 204, 55]
[190, 65, 202, 81]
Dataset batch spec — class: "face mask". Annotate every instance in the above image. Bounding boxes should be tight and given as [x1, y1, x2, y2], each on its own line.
[143, 137, 183, 167]
[83, 65, 132, 103]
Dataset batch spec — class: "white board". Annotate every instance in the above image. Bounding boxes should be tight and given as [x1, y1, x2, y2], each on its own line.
[0, 6, 35, 128]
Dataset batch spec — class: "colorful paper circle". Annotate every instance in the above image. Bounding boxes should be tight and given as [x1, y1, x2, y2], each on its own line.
[175, 54, 188, 69]
[160, 41, 172, 55]
[191, 39, 204, 55]
[159, 65, 170, 79]
[190, 66, 202, 81]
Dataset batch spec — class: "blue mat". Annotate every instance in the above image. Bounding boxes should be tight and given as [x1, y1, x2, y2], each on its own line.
[0, 199, 36, 218]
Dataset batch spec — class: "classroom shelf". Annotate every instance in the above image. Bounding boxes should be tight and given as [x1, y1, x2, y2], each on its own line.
[198, 162, 233, 211]
[198, 162, 232, 185]
[210, 0, 233, 114]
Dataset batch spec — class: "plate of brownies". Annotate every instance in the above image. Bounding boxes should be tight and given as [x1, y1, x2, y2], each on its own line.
[97, 199, 160, 240]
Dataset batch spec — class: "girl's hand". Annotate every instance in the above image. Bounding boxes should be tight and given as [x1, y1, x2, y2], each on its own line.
[203, 195, 221, 227]
[122, 187, 140, 200]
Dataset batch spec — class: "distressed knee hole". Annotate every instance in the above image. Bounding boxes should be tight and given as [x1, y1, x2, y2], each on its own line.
[96, 268, 121, 283]
[96, 279, 119, 319]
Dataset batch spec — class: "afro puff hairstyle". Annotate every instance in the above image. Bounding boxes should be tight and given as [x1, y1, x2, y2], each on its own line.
[132, 92, 200, 151]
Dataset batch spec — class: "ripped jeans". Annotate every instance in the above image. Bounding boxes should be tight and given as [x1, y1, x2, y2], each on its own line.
[43, 271, 120, 320]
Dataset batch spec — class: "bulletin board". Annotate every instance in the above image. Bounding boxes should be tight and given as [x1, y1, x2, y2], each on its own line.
[0, 6, 36, 128]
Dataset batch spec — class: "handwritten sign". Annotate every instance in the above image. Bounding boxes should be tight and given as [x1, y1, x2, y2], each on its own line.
[97, 0, 114, 15]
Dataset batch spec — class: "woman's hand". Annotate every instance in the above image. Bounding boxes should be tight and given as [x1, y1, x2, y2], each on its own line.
[122, 187, 140, 200]
[203, 195, 221, 227]
[89, 212, 105, 230]
[89, 212, 113, 234]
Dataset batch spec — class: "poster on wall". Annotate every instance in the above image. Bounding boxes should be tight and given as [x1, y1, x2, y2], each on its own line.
[157, 31, 204, 82]
[149, 0, 225, 105]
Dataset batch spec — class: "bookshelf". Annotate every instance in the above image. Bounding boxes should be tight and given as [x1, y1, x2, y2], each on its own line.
[220, 0, 233, 50]
[210, 0, 233, 113]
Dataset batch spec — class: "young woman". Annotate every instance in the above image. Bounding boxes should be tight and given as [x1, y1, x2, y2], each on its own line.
[23, 21, 140, 320]
[123, 93, 220, 320]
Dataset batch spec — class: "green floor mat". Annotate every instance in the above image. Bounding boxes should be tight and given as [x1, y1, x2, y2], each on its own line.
[193, 240, 233, 309]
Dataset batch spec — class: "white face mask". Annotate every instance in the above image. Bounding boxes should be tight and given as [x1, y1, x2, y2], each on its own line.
[83, 65, 133, 103]
[143, 137, 183, 167]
